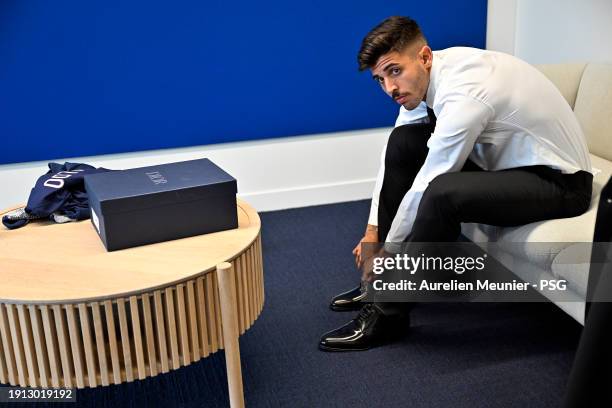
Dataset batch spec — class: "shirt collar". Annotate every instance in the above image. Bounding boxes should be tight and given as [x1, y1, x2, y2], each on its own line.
[425, 51, 441, 108]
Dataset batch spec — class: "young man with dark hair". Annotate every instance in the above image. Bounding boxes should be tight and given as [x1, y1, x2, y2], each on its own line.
[319, 16, 593, 351]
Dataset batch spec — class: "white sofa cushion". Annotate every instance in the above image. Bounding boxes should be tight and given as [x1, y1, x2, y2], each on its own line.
[551, 244, 590, 297]
[574, 63, 612, 162]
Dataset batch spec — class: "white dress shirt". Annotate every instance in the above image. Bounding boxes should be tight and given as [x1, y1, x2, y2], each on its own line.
[369, 47, 592, 243]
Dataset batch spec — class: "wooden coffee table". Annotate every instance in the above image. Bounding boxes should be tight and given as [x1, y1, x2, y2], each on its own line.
[0, 199, 263, 407]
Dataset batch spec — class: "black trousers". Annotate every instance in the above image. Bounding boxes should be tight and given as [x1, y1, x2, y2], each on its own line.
[375, 117, 593, 315]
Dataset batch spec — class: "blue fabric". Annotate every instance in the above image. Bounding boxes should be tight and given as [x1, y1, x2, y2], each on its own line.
[25, 162, 110, 220]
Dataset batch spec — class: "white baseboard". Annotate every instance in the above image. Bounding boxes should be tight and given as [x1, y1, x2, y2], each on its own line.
[242, 178, 376, 212]
[0, 127, 391, 214]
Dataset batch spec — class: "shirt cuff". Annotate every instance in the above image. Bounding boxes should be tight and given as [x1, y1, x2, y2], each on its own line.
[368, 203, 378, 226]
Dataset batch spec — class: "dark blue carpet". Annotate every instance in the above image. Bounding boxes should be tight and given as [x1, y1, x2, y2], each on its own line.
[4, 200, 582, 407]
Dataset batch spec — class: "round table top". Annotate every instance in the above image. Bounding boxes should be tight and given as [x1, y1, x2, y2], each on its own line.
[0, 199, 260, 304]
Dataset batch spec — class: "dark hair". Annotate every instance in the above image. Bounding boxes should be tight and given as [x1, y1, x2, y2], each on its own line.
[357, 16, 427, 71]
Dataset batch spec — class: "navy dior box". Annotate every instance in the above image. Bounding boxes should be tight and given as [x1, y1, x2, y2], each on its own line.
[84, 158, 238, 251]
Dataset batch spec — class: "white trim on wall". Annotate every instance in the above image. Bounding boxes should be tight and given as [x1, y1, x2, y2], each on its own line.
[0, 127, 391, 213]
[486, 0, 518, 54]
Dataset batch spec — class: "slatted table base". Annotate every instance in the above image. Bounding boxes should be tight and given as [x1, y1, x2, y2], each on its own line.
[0, 234, 264, 389]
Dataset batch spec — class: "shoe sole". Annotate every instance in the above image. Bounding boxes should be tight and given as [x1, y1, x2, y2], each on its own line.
[318, 343, 372, 352]
[328, 303, 365, 312]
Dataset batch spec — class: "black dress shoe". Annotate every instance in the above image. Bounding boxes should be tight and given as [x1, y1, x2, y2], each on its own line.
[330, 281, 368, 311]
[318, 304, 410, 351]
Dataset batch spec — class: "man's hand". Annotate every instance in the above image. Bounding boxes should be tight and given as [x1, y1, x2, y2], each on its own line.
[361, 253, 376, 283]
[361, 247, 390, 283]
[352, 225, 379, 268]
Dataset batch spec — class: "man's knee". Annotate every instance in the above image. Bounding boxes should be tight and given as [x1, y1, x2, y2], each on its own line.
[420, 173, 463, 212]
[410, 173, 465, 241]
[385, 124, 431, 169]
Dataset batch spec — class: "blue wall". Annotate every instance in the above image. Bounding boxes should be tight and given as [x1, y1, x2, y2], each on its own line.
[0, 1, 487, 165]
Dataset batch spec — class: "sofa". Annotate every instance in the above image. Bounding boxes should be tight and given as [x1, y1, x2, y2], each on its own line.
[461, 62, 612, 325]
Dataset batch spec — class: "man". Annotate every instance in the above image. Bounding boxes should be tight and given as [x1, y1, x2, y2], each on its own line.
[318, 16, 593, 351]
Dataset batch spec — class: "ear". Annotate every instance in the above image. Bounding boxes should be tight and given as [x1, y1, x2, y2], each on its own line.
[418, 45, 433, 68]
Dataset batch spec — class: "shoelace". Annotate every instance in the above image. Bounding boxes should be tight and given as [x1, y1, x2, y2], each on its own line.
[359, 280, 367, 294]
[355, 304, 376, 325]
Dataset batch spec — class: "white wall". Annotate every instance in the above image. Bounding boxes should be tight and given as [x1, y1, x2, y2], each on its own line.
[488, 0, 612, 64]
[486, 0, 518, 55]
[0, 128, 389, 213]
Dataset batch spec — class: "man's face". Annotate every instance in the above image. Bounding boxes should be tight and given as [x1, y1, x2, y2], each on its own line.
[370, 45, 432, 110]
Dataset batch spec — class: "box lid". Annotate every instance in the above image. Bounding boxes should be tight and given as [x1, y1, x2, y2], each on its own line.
[85, 158, 237, 215]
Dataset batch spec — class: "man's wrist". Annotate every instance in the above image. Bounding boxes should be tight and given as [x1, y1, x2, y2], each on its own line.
[364, 224, 378, 242]
[365, 224, 378, 234]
